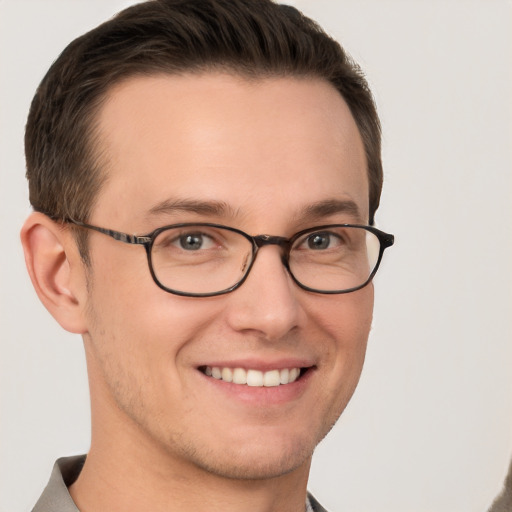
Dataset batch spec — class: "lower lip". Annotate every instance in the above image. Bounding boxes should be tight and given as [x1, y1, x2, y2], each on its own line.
[198, 368, 314, 406]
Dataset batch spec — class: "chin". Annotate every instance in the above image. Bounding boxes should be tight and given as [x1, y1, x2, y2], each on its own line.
[166, 424, 323, 481]
[191, 444, 313, 481]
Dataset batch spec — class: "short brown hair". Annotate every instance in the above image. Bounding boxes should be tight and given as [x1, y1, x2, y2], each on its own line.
[25, 0, 383, 243]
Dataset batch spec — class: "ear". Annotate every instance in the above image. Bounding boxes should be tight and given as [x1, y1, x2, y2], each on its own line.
[20, 212, 88, 334]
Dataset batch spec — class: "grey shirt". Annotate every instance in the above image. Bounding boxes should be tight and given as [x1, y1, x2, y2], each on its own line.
[32, 455, 328, 512]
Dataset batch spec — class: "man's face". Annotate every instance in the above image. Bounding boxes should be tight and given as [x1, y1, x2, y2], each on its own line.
[81, 73, 373, 479]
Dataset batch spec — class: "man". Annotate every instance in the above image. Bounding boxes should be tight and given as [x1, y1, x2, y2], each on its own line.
[20, 0, 394, 510]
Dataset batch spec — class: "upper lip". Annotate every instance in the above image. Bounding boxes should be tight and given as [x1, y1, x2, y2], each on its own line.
[196, 357, 316, 372]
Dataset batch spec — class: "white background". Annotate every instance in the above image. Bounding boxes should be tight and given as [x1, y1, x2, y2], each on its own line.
[1, 1, 511, 511]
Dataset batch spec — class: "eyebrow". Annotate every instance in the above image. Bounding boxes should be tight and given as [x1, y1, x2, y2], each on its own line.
[146, 198, 240, 219]
[297, 199, 364, 223]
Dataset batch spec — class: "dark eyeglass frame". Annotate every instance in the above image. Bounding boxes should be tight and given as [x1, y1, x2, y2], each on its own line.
[66, 219, 394, 297]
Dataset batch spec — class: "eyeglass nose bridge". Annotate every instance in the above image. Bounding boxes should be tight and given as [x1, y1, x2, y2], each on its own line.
[249, 235, 293, 279]
[253, 234, 290, 248]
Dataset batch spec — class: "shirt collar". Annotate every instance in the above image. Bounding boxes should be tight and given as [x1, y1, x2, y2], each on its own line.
[32, 455, 84, 512]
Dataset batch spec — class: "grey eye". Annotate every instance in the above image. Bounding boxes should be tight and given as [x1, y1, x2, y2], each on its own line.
[179, 233, 205, 250]
[307, 232, 332, 250]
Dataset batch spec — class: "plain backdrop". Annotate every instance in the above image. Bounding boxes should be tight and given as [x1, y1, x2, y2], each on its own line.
[1, 1, 511, 511]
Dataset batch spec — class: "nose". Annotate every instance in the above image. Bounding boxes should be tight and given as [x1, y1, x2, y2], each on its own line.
[224, 245, 304, 340]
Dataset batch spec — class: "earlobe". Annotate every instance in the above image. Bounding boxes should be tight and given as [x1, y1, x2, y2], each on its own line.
[20, 212, 88, 334]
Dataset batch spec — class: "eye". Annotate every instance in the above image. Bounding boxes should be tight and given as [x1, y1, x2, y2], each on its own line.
[177, 232, 214, 251]
[304, 231, 341, 250]
[153, 226, 230, 256]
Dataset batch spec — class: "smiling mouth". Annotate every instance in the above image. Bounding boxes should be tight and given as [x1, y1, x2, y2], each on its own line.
[199, 366, 308, 387]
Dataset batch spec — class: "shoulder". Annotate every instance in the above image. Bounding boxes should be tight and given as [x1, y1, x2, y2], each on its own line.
[487, 459, 512, 512]
[307, 492, 330, 512]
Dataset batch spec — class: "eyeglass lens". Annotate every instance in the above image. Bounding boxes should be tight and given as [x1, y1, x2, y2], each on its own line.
[150, 225, 381, 295]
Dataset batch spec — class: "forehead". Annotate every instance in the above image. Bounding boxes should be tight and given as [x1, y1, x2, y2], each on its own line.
[93, 72, 368, 228]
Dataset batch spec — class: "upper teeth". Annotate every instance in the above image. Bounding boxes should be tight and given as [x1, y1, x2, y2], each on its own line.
[204, 366, 301, 387]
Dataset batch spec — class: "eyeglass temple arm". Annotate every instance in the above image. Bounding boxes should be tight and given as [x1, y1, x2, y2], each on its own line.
[67, 219, 151, 245]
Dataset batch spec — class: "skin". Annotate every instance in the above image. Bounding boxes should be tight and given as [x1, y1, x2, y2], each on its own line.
[22, 73, 373, 512]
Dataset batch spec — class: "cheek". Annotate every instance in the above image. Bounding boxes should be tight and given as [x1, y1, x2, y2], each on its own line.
[82, 271, 226, 423]
[314, 284, 374, 350]
[294, 287, 373, 442]
[84, 259, 225, 376]
[311, 285, 373, 391]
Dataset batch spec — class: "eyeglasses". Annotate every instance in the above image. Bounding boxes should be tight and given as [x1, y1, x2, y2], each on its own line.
[67, 219, 394, 297]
